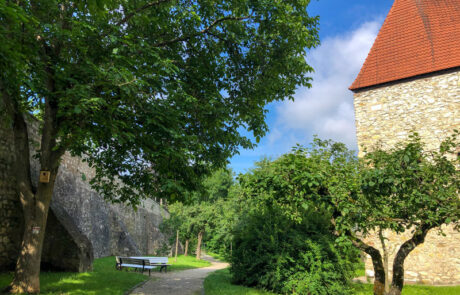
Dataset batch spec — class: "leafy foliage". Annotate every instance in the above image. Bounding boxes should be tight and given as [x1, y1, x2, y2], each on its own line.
[229, 133, 459, 295]
[162, 168, 240, 257]
[1, 0, 319, 205]
[356, 132, 460, 235]
[231, 208, 357, 295]
[231, 150, 359, 295]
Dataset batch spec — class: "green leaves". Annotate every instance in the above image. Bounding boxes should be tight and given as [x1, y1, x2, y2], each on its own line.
[359, 132, 460, 235]
[2, 0, 319, 205]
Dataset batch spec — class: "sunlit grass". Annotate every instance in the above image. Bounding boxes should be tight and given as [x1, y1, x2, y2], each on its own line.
[352, 283, 460, 295]
[0, 256, 146, 295]
[0, 255, 211, 294]
[206, 251, 228, 262]
[204, 268, 460, 295]
[204, 268, 276, 295]
[168, 255, 211, 271]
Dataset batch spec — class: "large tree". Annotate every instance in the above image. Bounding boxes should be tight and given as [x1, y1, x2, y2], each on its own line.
[0, 0, 319, 292]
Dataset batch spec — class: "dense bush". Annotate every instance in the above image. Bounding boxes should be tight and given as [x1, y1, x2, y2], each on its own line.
[231, 207, 358, 295]
[229, 142, 360, 295]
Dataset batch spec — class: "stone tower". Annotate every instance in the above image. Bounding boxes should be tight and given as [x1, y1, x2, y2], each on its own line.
[350, 0, 460, 285]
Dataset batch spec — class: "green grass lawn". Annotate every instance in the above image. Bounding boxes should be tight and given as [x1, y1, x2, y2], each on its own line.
[204, 269, 276, 295]
[0, 256, 146, 295]
[204, 268, 460, 295]
[353, 283, 460, 295]
[168, 255, 211, 271]
[0, 255, 210, 294]
[206, 251, 228, 262]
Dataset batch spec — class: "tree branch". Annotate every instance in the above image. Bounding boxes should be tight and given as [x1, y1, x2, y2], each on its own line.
[153, 15, 251, 48]
[117, 0, 172, 26]
[351, 235, 386, 295]
[390, 223, 432, 294]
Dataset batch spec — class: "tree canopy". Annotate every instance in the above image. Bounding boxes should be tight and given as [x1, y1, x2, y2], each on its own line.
[1, 0, 319, 205]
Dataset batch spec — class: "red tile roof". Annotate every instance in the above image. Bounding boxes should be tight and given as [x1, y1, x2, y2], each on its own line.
[350, 0, 460, 91]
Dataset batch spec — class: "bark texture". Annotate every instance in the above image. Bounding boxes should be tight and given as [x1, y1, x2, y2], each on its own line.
[174, 230, 179, 262]
[184, 239, 189, 256]
[196, 231, 203, 260]
[379, 229, 390, 294]
[2, 68, 63, 293]
[352, 238, 386, 295]
[389, 225, 431, 295]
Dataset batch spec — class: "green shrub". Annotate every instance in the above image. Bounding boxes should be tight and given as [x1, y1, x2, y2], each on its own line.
[230, 208, 357, 295]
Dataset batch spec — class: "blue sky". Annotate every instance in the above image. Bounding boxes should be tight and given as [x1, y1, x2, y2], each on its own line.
[229, 0, 394, 175]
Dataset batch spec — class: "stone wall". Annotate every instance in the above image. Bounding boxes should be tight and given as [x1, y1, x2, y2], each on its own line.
[353, 70, 460, 285]
[0, 120, 171, 271]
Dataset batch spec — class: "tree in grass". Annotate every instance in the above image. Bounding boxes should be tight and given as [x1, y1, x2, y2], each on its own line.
[161, 202, 195, 257]
[250, 134, 459, 295]
[0, 0, 319, 292]
[349, 132, 460, 295]
[163, 168, 240, 258]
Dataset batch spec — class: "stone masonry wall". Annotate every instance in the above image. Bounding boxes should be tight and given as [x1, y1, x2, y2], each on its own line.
[0, 120, 170, 271]
[353, 70, 460, 285]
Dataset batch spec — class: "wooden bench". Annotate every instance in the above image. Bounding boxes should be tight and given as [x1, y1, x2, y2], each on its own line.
[115, 256, 157, 276]
[115, 256, 171, 274]
[145, 257, 171, 273]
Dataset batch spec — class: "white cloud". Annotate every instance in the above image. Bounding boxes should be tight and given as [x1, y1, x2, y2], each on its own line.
[275, 20, 382, 148]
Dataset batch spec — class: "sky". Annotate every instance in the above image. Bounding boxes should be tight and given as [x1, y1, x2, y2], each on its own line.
[229, 0, 395, 175]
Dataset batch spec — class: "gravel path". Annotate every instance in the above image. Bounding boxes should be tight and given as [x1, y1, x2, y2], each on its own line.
[130, 255, 228, 295]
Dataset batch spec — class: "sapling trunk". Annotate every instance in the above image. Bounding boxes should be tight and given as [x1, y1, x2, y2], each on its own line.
[196, 231, 203, 260]
[184, 239, 189, 256]
[379, 229, 390, 294]
[174, 230, 179, 262]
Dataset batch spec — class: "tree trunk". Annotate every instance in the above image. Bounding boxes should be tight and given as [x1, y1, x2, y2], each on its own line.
[352, 238, 385, 295]
[379, 229, 390, 294]
[11, 178, 57, 293]
[196, 231, 203, 260]
[184, 239, 189, 256]
[3, 73, 63, 293]
[174, 230, 179, 262]
[389, 225, 431, 295]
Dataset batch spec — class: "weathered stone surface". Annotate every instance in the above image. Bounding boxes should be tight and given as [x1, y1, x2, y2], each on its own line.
[353, 70, 460, 285]
[42, 207, 93, 272]
[0, 120, 170, 271]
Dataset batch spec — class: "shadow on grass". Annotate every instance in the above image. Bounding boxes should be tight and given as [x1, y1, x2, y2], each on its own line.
[0, 257, 147, 295]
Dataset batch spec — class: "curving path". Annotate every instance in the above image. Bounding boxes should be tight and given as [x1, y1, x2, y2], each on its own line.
[130, 255, 228, 295]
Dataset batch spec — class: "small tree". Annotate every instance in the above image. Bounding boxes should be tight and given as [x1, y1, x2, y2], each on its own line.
[351, 132, 460, 295]
[290, 135, 459, 295]
[161, 202, 194, 256]
[239, 134, 459, 295]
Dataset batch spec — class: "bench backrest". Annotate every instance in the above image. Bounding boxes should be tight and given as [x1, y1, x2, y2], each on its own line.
[148, 257, 168, 264]
[119, 257, 146, 266]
